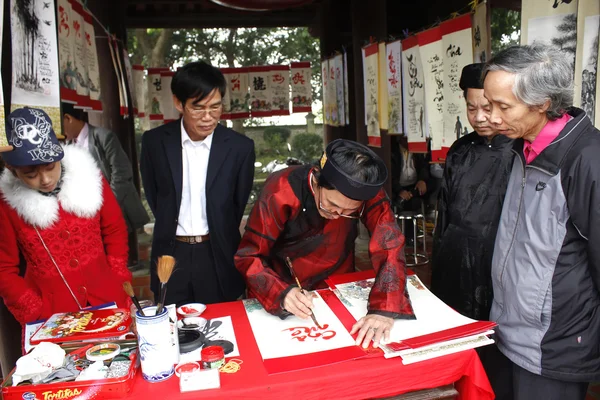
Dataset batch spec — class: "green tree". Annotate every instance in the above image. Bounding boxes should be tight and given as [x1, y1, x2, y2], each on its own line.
[263, 126, 291, 155]
[490, 9, 521, 55]
[292, 133, 323, 163]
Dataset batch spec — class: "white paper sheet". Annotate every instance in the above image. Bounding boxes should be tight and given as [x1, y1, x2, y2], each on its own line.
[243, 292, 356, 360]
[394, 333, 495, 364]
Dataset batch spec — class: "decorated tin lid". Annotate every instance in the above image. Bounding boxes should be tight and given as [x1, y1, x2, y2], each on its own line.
[201, 345, 225, 362]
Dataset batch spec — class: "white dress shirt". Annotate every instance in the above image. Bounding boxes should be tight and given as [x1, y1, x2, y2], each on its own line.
[74, 123, 90, 148]
[176, 120, 213, 236]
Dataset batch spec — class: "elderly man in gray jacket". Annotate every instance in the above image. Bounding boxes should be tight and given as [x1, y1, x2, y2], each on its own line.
[482, 44, 600, 400]
[61, 102, 150, 269]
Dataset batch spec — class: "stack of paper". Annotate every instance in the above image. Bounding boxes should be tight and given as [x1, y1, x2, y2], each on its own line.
[326, 272, 496, 364]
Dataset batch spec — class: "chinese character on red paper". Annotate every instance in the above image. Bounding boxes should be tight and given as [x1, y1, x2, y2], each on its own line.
[292, 72, 305, 85]
[59, 6, 70, 36]
[231, 77, 240, 91]
[283, 324, 337, 342]
[388, 53, 398, 89]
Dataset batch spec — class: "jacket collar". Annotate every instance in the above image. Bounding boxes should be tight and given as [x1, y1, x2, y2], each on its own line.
[0, 145, 104, 229]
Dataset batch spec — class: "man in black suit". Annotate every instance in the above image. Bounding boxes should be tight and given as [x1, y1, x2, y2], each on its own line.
[140, 61, 255, 306]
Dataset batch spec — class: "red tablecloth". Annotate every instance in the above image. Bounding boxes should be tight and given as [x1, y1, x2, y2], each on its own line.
[125, 299, 494, 400]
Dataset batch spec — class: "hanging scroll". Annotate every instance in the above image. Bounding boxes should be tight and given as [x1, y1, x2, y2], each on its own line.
[270, 65, 290, 116]
[160, 70, 179, 123]
[291, 62, 312, 113]
[333, 54, 345, 126]
[378, 42, 388, 131]
[221, 67, 250, 120]
[574, 0, 599, 124]
[10, 0, 62, 134]
[147, 67, 165, 127]
[363, 43, 380, 147]
[401, 36, 427, 152]
[343, 50, 350, 125]
[386, 40, 403, 134]
[132, 65, 145, 117]
[327, 58, 339, 126]
[82, 8, 101, 111]
[440, 14, 474, 160]
[69, 0, 90, 109]
[249, 66, 272, 117]
[122, 48, 137, 115]
[57, 0, 77, 103]
[321, 60, 330, 125]
[472, 0, 491, 63]
[418, 28, 444, 154]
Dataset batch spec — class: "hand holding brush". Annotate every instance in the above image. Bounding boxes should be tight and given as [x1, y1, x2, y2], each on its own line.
[122, 281, 145, 317]
[284, 257, 323, 329]
[155, 255, 176, 315]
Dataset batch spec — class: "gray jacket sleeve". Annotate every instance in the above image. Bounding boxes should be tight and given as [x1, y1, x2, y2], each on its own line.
[94, 128, 134, 204]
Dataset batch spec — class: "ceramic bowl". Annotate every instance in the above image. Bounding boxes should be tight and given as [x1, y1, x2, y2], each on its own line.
[177, 316, 207, 330]
[176, 303, 207, 318]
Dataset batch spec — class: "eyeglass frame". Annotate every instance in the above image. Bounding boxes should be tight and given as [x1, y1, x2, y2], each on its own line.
[184, 102, 224, 118]
[317, 186, 365, 219]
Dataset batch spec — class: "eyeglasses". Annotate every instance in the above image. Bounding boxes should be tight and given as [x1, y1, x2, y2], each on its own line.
[186, 103, 223, 118]
[318, 187, 365, 219]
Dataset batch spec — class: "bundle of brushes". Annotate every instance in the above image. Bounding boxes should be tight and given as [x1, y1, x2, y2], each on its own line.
[122, 281, 145, 316]
[155, 255, 176, 315]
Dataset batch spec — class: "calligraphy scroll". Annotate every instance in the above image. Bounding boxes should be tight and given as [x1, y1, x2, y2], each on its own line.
[132, 65, 145, 117]
[122, 48, 136, 116]
[57, 0, 77, 103]
[160, 71, 179, 123]
[69, 0, 89, 109]
[221, 67, 249, 120]
[386, 40, 403, 134]
[290, 62, 311, 113]
[440, 14, 473, 160]
[343, 51, 350, 125]
[147, 68, 164, 127]
[522, 0, 578, 71]
[574, 0, 599, 124]
[378, 42, 389, 131]
[242, 292, 363, 374]
[10, 0, 62, 134]
[363, 43, 380, 146]
[321, 60, 330, 125]
[82, 9, 101, 111]
[249, 66, 272, 117]
[327, 58, 339, 126]
[0, 0, 6, 148]
[401, 36, 427, 152]
[270, 65, 290, 116]
[472, 0, 491, 63]
[333, 54, 345, 126]
[418, 28, 444, 154]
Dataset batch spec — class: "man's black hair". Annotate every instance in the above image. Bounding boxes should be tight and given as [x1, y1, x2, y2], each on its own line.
[315, 145, 384, 190]
[171, 61, 226, 106]
[61, 102, 87, 121]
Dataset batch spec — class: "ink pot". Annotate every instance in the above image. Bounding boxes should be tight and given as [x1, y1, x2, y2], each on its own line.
[201, 346, 225, 370]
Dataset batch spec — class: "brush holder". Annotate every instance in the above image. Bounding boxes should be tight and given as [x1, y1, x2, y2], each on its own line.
[136, 306, 175, 382]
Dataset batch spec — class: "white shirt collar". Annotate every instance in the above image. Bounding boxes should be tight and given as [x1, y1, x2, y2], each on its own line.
[180, 119, 214, 149]
[76, 123, 89, 146]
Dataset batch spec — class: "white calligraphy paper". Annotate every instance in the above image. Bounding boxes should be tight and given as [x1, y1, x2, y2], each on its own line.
[378, 42, 389, 131]
[574, 0, 599, 125]
[57, 0, 77, 104]
[147, 67, 164, 124]
[159, 71, 179, 123]
[69, 0, 89, 109]
[270, 65, 290, 116]
[243, 292, 356, 360]
[327, 58, 339, 126]
[402, 36, 427, 152]
[290, 62, 312, 113]
[363, 43, 380, 146]
[10, 0, 62, 133]
[132, 65, 145, 117]
[249, 66, 272, 117]
[441, 14, 474, 157]
[221, 67, 250, 120]
[472, 0, 490, 63]
[321, 60, 330, 125]
[387, 40, 403, 134]
[333, 54, 345, 126]
[82, 9, 101, 111]
[419, 28, 444, 152]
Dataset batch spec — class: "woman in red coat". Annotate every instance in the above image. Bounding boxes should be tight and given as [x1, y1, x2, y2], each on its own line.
[0, 107, 132, 326]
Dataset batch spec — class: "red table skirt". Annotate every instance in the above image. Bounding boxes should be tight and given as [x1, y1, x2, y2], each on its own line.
[124, 298, 494, 400]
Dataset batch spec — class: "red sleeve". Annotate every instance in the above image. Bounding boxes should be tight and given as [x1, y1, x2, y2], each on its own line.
[0, 203, 43, 324]
[99, 178, 132, 285]
[362, 189, 415, 319]
[234, 179, 299, 317]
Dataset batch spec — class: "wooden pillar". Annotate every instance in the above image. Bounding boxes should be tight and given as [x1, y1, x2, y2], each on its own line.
[350, 0, 392, 196]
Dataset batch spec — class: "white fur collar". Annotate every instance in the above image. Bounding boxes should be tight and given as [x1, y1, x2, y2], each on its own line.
[0, 146, 104, 229]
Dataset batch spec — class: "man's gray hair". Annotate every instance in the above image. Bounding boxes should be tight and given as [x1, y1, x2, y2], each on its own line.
[483, 43, 573, 120]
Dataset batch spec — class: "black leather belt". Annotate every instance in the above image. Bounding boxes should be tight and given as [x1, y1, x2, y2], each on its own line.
[176, 234, 210, 244]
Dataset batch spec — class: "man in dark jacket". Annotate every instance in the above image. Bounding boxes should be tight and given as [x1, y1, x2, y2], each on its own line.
[430, 63, 513, 321]
[390, 135, 430, 213]
[484, 44, 600, 399]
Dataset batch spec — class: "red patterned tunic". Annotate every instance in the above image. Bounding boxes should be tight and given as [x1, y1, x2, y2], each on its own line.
[235, 165, 414, 319]
[0, 146, 132, 325]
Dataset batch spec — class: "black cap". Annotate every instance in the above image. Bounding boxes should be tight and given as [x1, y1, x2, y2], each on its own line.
[319, 139, 387, 201]
[459, 63, 485, 91]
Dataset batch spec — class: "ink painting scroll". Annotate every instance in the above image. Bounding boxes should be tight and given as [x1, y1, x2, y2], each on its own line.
[418, 28, 444, 154]
[401, 36, 427, 153]
[363, 43, 380, 146]
[10, 0, 62, 134]
[243, 291, 365, 374]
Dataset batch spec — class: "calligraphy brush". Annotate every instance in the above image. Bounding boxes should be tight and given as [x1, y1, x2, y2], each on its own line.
[122, 281, 145, 317]
[155, 255, 176, 315]
[285, 257, 323, 329]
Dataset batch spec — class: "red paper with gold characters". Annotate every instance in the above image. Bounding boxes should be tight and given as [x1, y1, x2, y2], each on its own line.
[30, 309, 131, 345]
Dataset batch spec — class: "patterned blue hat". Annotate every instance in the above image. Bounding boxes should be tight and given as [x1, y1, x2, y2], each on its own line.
[2, 107, 64, 166]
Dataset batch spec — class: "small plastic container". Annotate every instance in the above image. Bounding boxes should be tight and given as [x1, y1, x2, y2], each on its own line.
[175, 361, 200, 377]
[201, 346, 225, 370]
